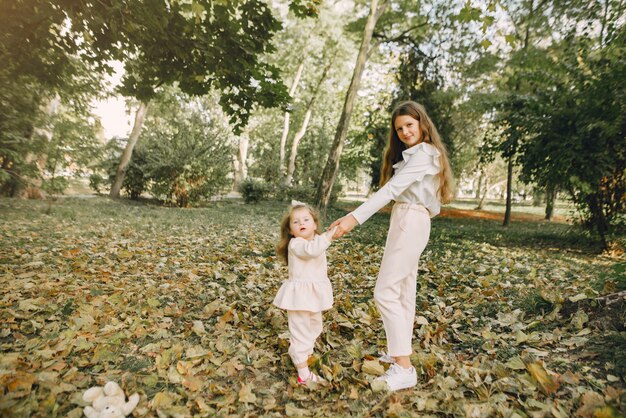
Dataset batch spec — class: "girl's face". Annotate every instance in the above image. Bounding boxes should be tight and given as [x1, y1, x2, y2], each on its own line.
[289, 207, 317, 240]
[394, 114, 421, 148]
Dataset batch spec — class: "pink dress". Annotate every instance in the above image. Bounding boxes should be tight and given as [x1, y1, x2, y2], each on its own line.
[273, 233, 333, 312]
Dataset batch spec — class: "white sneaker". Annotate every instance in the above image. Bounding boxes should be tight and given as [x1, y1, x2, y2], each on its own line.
[374, 364, 417, 391]
[378, 352, 395, 364]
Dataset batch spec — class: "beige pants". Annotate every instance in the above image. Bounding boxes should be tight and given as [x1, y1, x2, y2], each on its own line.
[374, 202, 431, 357]
[287, 310, 323, 366]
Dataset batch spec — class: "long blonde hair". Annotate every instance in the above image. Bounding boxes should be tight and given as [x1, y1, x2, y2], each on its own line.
[276, 204, 321, 265]
[380, 101, 454, 203]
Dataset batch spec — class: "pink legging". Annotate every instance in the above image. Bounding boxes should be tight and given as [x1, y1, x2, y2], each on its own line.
[374, 203, 431, 357]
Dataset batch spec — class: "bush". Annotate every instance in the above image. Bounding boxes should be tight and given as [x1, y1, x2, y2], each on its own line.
[238, 179, 270, 204]
[273, 184, 316, 203]
[271, 182, 342, 205]
[89, 173, 105, 194]
[116, 150, 148, 200]
[41, 176, 68, 197]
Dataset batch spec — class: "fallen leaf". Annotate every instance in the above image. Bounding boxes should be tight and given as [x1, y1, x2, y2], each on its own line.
[361, 360, 385, 376]
[238, 384, 257, 404]
[525, 360, 560, 395]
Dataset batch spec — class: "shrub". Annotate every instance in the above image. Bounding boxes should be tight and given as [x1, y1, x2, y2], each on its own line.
[271, 182, 342, 205]
[238, 179, 270, 204]
[89, 173, 105, 194]
[273, 184, 316, 203]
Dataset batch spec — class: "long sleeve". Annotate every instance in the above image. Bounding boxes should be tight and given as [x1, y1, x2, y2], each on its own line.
[289, 234, 332, 259]
[351, 143, 441, 224]
[273, 233, 334, 312]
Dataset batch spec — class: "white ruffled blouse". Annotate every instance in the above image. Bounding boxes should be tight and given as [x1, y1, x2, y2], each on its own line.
[273, 232, 333, 312]
[351, 142, 442, 224]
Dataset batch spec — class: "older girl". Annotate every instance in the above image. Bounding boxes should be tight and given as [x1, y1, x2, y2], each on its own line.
[330, 101, 454, 391]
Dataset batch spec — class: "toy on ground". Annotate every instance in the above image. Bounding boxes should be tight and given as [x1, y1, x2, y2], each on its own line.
[82, 381, 140, 418]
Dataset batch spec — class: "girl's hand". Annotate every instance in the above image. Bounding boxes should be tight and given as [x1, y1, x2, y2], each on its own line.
[324, 226, 338, 241]
[329, 214, 358, 239]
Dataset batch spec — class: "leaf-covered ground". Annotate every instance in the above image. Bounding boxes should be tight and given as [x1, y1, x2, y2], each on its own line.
[1, 197, 624, 417]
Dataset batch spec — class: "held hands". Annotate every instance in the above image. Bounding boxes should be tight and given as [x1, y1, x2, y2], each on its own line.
[328, 214, 358, 239]
[324, 226, 338, 241]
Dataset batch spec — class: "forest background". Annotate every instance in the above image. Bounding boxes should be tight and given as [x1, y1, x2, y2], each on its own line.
[1, 0, 625, 416]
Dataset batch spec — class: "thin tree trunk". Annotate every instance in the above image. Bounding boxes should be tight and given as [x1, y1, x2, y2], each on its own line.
[233, 132, 249, 189]
[503, 155, 513, 226]
[110, 101, 149, 198]
[315, 0, 388, 212]
[279, 62, 305, 178]
[600, 0, 609, 46]
[502, 0, 535, 225]
[590, 194, 608, 250]
[475, 178, 489, 210]
[285, 53, 336, 186]
[545, 184, 555, 221]
[285, 110, 312, 186]
[475, 171, 483, 199]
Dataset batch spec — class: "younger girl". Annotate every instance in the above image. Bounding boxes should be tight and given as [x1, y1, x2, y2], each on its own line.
[273, 201, 336, 385]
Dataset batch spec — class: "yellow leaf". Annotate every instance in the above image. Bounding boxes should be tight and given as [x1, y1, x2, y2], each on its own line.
[219, 309, 234, 325]
[575, 391, 607, 417]
[203, 299, 221, 317]
[91, 345, 116, 363]
[263, 395, 277, 410]
[361, 360, 385, 376]
[570, 310, 589, 330]
[182, 375, 204, 392]
[191, 320, 206, 335]
[5, 373, 36, 397]
[415, 315, 429, 325]
[387, 399, 405, 416]
[147, 298, 160, 308]
[176, 360, 193, 375]
[151, 391, 175, 409]
[569, 293, 588, 302]
[525, 361, 560, 395]
[195, 397, 211, 412]
[285, 402, 311, 416]
[349, 387, 359, 399]
[142, 374, 159, 388]
[370, 379, 387, 392]
[515, 330, 529, 344]
[238, 384, 257, 404]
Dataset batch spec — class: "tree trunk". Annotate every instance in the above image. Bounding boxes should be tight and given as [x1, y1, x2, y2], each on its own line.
[475, 177, 489, 210]
[284, 53, 336, 186]
[315, 0, 388, 212]
[545, 184, 555, 221]
[233, 132, 250, 190]
[503, 155, 513, 226]
[279, 62, 305, 178]
[475, 171, 483, 199]
[589, 194, 609, 250]
[285, 109, 312, 186]
[110, 101, 149, 198]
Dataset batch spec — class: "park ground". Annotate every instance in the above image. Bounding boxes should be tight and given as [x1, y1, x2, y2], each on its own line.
[0, 196, 624, 417]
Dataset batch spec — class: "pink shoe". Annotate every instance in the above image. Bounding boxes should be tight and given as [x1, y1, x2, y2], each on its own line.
[297, 372, 324, 385]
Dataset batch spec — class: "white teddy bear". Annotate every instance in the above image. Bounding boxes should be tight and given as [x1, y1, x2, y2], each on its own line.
[82, 381, 140, 418]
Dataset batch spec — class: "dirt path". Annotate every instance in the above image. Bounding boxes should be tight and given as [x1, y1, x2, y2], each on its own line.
[343, 204, 568, 223]
[439, 207, 568, 223]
